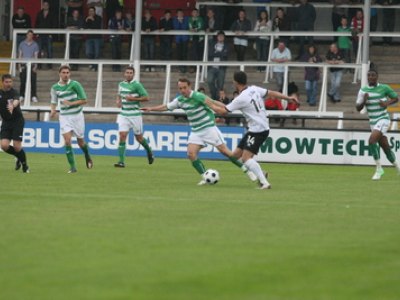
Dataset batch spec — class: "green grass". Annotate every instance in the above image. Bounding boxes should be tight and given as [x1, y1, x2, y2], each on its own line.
[1, 153, 399, 300]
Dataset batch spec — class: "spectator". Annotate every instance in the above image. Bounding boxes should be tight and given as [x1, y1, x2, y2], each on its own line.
[142, 9, 158, 72]
[287, 82, 300, 111]
[86, 0, 104, 17]
[159, 10, 174, 64]
[108, 9, 125, 72]
[66, 9, 84, 70]
[173, 9, 189, 73]
[326, 43, 345, 103]
[18, 30, 39, 103]
[272, 7, 291, 46]
[378, 0, 398, 45]
[230, 9, 252, 61]
[189, 8, 205, 68]
[216, 89, 231, 125]
[124, 11, 135, 50]
[296, 0, 316, 59]
[270, 40, 292, 92]
[35, 1, 57, 69]
[66, 0, 83, 17]
[331, 0, 348, 39]
[222, 0, 243, 30]
[254, 10, 272, 72]
[350, 9, 363, 60]
[337, 15, 352, 64]
[84, 6, 103, 71]
[301, 45, 322, 106]
[12, 7, 32, 48]
[207, 30, 229, 100]
[105, 0, 122, 23]
[265, 96, 284, 111]
[204, 7, 223, 37]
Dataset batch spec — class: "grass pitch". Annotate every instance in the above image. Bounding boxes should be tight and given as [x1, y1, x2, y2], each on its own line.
[0, 153, 399, 300]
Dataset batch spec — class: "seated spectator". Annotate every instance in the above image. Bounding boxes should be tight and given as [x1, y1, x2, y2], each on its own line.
[270, 40, 291, 92]
[265, 97, 284, 110]
[84, 6, 103, 71]
[300, 44, 322, 106]
[108, 9, 125, 72]
[66, 9, 84, 70]
[286, 81, 300, 111]
[159, 10, 173, 64]
[18, 30, 39, 103]
[142, 9, 158, 72]
[230, 9, 252, 61]
[12, 7, 32, 48]
[254, 10, 272, 72]
[35, 1, 57, 69]
[217, 89, 231, 125]
[207, 30, 228, 100]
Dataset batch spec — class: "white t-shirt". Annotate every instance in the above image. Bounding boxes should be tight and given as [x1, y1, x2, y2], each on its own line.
[226, 85, 270, 132]
[271, 47, 291, 73]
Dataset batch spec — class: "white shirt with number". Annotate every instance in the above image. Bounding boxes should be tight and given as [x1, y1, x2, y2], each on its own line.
[226, 85, 270, 133]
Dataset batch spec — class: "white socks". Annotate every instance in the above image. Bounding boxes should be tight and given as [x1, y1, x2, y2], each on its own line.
[244, 159, 269, 185]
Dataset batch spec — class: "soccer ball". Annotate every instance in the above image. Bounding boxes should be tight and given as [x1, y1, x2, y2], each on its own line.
[203, 169, 220, 185]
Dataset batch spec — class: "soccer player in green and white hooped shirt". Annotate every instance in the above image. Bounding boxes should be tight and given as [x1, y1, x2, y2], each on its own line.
[50, 65, 93, 173]
[141, 77, 257, 185]
[114, 66, 154, 167]
[356, 69, 400, 180]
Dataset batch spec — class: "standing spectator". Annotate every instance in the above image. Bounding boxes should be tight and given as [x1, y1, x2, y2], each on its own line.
[272, 7, 291, 46]
[84, 6, 103, 71]
[66, 9, 84, 70]
[207, 30, 229, 100]
[159, 10, 174, 64]
[337, 16, 352, 64]
[301, 45, 322, 106]
[270, 40, 292, 92]
[18, 30, 39, 103]
[124, 11, 135, 50]
[296, 0, 316, 59]
[331, 0, 348, 39]
[222, 0, 243, 30]
[50, 65, 93, 173]
[378, 0, 398, 45]
[108, 9, 125, 72]
[105, 0, 122, 23]
[254, 10, 272, 71]
[173, 9, 189, 73]
[230, 9, 252, 61]
[12, 7, 32, 48]
[326, 43, 345, 103]
[86, 0, 104, 17]
[0, 74, 30, 173]
[204, 7, 223, 37]
[66, 0, 83, 17]
[142, 9, 158, 72]
[217, 89, 232, 125]
[35, 1, 57, 69]
[350, 9, 363, 60]
[188, 8, 205, 68]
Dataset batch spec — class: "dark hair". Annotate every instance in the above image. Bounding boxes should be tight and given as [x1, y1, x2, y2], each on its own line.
[164, 10, 171, 14]
[26, 29, 34, 35]
[368, 68, 378, 75]
[178, 78, 191, 85]
[258, 10, 269, 21]
[88, 6, 96, 12]
[2, 74, 12, 82]
[217, 30, 225, 36]
[234, 71, 247, 85]
[59, 65, 71, 72]
[125, 66, 135, 72]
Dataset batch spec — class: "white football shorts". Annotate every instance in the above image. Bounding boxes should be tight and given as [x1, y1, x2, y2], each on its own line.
[188, 126, 225, 147]
[370, 118, 390, 134]
[59, 112, 85, 138]
[117, 114, 143, 135]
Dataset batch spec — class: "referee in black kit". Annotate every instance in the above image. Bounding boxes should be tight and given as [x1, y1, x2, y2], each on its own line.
[0, 74, 29, 173]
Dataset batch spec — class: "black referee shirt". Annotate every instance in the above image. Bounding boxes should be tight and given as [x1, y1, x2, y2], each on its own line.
[0, 88, 23, 121]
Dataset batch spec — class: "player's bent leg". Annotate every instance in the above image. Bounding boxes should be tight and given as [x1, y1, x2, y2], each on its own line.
[136, 134, 154, 165]
[242, 150, 271, 189]
[77, 138, 93, 169]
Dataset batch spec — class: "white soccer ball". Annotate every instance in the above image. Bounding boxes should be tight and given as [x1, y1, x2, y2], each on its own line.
[203, 169, 220, 185]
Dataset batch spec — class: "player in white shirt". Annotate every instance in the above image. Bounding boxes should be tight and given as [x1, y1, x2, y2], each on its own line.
[207, 71, 298, 189]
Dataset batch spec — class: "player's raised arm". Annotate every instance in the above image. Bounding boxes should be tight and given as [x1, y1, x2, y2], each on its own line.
[141, 104, 168, 112]
[204, 98, 228, 115]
